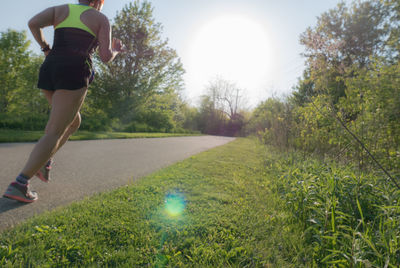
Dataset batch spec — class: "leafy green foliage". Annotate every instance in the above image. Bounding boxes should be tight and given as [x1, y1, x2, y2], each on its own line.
[250, 0, 400, 174]
[0, 30, 48, 130]
[89, 0, 186, 132]
[247, 4, 400, 264]
[0, 1, 192, 134]
[0, 29, 31, 114]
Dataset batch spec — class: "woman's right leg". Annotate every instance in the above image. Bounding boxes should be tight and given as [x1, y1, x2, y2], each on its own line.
[21, 87, 87, 178]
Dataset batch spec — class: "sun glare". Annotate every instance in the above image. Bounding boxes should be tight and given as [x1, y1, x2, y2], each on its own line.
[186, 15, 272, 104]
[164, 193, 185, 218]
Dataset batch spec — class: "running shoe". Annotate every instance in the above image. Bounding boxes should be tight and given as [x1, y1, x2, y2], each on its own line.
[36, 159, 53, 183]
[3, 182, 38, 203]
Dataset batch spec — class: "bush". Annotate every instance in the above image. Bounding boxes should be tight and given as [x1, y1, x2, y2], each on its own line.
[122, 121, 158, 133]
[0, 113, 47, 131]
[80, 110, 113, 132]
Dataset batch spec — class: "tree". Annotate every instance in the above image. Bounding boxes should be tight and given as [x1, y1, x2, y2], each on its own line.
[301, 1, 388, 69]
[384, 0, 400, 60]
[197, 77, 247, 136]
[197, 95, 226, 135]
[10, 54, 49, 130]
[179, 103, 200, 132]
[291, 69, 315, 106]
[254, 0, 400, 171]
[0, 30, 31, 114]
[299, 0, 389, 105]
[206, 77, 246, 120]
[0, 29, 48, 130]
[93, 0, 185, 127]
[249, 98, 293, 148]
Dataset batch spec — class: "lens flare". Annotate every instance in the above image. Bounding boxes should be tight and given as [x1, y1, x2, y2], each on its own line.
[164, 193, 185, 217]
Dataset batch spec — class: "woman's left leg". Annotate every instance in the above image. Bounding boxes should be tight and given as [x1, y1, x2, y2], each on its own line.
[35, 90, 82, 182]
[21, 87, 87, 178]
[3, 88, 87, 202]
[42, 90, 82, 154]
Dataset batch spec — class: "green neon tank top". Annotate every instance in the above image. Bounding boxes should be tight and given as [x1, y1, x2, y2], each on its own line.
[55, 4, 96, 37]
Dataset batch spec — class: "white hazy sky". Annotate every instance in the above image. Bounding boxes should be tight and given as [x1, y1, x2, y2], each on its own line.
[1, 0, 350, 108]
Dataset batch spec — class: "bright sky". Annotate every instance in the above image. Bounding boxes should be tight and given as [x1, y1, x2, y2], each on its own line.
[1, 0, 349, 108]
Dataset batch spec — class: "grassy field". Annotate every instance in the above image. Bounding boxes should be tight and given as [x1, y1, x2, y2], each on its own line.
[0, 129, 201, 143]
[0, 138, 305, 267]
[1, 137, 397, 267]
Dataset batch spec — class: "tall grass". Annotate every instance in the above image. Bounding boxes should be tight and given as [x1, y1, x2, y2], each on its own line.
[265, 147, 400, 267]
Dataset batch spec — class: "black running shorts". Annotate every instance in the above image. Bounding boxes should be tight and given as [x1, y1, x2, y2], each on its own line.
[38, 55, 92, 91]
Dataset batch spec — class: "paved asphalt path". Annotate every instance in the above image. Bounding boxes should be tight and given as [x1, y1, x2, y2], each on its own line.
[0, 136, 235, 231]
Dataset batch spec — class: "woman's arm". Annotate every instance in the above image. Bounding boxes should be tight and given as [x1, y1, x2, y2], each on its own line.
[28, 7, 55, 54]
[97, 15, 125, 63]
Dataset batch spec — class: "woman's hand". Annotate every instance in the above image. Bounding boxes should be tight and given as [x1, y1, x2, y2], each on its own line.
[112, 38, 126, 53]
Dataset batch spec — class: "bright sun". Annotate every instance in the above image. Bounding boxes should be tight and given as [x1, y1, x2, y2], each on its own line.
[186, 15, 272, 105]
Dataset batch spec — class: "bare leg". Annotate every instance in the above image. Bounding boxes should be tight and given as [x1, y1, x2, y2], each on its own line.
[42, 90, 82, 155]
[21, 88, 87, 178]
[57, 112, 81, 150]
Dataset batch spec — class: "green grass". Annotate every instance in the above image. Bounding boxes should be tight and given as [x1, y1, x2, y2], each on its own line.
[3, 137, 394, 267]
[0, 138, 306, 267]
[263, 147, 400, 267]
[0, 129, 201, 143]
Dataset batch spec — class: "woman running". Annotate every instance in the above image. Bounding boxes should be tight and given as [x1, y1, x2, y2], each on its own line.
[3, 0, 125, 202]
